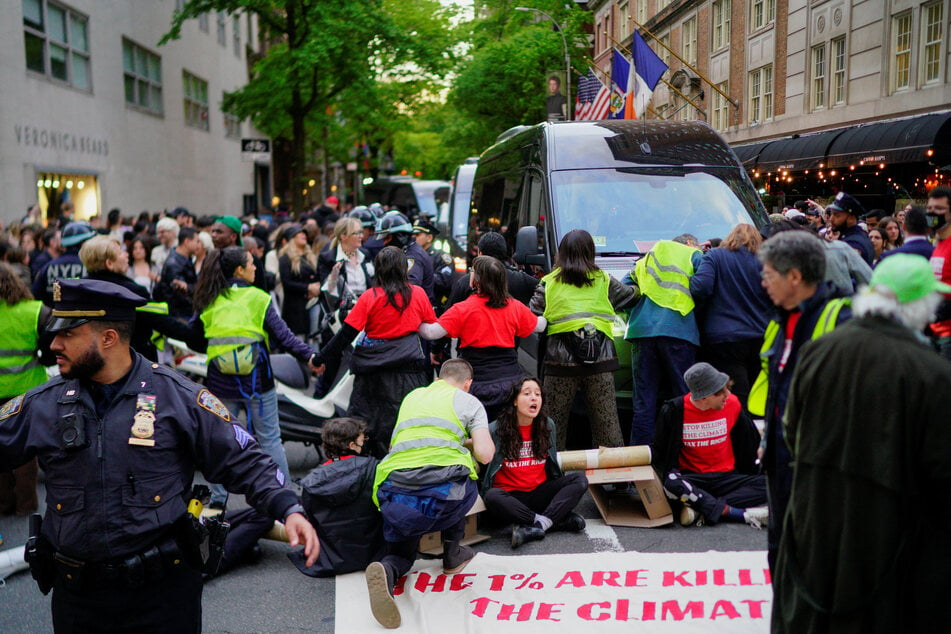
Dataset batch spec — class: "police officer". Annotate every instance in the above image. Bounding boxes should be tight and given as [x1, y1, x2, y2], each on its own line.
[31, 220, 96, 305]
[375, 211, 434, 302]
[412, 219, 454, 310]
[0, 279, 318, 632]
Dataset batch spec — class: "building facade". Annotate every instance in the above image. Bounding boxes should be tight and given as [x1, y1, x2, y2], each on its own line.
[1, 0, 269, 225]
[587, 0, 951, 207]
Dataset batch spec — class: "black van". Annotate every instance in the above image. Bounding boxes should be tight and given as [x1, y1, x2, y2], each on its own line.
[470, 119, 769, 407]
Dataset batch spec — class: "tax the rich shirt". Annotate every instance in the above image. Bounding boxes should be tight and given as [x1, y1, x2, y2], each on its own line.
[490, 424, 547, 492]
[677, 393, 742, 473]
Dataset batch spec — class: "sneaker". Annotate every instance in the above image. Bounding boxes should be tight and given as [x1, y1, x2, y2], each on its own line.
[553, 512, 586, 532]
[679, 505, 704, 527]
[365, 562, 401, 629]
[743, 506, 769, 529]
[511, 525, 546, 549]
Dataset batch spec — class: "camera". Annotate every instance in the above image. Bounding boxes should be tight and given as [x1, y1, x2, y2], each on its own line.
[58, 412, 86, 450]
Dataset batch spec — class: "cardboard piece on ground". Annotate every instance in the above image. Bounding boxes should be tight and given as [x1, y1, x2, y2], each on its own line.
[584, 465, 673, 528]
[418, 495, 489, 556]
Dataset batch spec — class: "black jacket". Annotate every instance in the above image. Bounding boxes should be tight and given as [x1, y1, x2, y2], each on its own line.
[155, 249, 197, 318]
[278, 253, 320, 335]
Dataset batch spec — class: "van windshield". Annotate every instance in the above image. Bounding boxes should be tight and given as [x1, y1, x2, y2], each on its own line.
[550, 168, 765, 254]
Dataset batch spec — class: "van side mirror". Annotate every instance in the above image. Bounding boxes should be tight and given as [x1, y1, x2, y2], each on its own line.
[513, 226, 548, 270]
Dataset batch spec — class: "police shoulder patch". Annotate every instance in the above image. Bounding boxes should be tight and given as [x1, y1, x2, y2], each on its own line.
[0, 394, 24, 420]
[197, 389, 231, 422]
[407, 258, 416, 271]
[440, 252, 453, 265]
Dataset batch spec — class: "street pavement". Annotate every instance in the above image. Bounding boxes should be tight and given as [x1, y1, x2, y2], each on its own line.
[0, 442, 767, 633]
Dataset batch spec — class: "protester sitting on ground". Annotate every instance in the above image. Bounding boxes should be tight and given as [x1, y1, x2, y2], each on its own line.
[419, 256, 546, 420]
[366, 359, 495, 629]
[653, 362, 767, 529]
[480, 377, 588, 550]
[289, 417, 384, 577]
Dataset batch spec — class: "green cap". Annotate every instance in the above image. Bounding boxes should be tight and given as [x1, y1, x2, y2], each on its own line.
[215, 215, 243, 246]
[870, 253, 951, 303]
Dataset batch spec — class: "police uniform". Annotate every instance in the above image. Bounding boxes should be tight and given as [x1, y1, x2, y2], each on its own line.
[413, 220, 454, 309]
[0, 279, 302, 632]
[404, 239, 435, 302]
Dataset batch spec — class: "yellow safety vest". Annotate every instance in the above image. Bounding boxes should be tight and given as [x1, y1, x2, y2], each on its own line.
[0, 300, 47, 398]
[747, 298, 850, 416]
[373, 380, 477, 506]
[137, 301, 170, 351]
[200, 286, 271, 374]
[634, 240, 697, 316]
[541, 269, 615, 340]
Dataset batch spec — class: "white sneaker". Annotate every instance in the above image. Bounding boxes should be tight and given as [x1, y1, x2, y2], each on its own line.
[743, 506, 769, 529]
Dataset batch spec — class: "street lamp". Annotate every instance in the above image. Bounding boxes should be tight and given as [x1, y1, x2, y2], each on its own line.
[515, 6, 571, 121]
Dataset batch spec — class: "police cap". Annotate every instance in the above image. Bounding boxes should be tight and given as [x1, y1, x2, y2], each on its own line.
[48, 279, 148, 333]
[412, 219, 440, 236]
[827, 192, 865, 216]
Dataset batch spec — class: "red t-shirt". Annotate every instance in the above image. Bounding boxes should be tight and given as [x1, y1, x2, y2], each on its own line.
[677, 393, 741, 473]
[344, 286, 436, 338]
[491, 424, 547, 492]
[778, 311, 802, 373]
[931, 238, 951, 336]
[438, 295, 538, 348]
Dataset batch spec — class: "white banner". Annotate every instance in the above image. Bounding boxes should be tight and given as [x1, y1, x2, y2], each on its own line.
[336, 550, 771, 633]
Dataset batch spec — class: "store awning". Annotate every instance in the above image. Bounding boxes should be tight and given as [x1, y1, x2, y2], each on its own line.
[824, 111, 951, 168]
[731, 140, 771, 167]
[754, 129, 845, 173]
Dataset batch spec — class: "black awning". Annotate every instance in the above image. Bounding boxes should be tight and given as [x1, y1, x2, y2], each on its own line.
[754, 129, 845, 172]
[731, 140, 772, 167]
[824, 111, 951, 168]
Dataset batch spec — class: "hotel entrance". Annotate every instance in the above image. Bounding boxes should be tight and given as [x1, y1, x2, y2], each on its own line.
[35, 171, 99, 224]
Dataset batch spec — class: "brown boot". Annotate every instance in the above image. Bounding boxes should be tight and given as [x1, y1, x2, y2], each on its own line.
[443, 540, 475, 574]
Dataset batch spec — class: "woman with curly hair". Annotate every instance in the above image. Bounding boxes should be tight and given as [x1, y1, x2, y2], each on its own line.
[480, 377, 588, 549]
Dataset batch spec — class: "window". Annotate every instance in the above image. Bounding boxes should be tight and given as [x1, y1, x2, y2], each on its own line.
[831, 37, 846, 105]
[750, 0, 776, 31]
[712, 0, 731, 50]
[892, 12, 912, 91]
[223, 96, 241, 138]
[659, 33, 671, 66]
[22, 0, 90, 90]
[232, 16, 241, 57]
[712, 82, 729, 131]
[812, 44, 826, 110]
[636, 0, 646, 25]
[216, 11, 226, 46]
[922, 2, 944, 84]
[682, 18, 697, 65]
[198, 12, 209, 33]
[749, 65, 773, 124]
[183, 71, 209, 131]
[122, 39, 162, 115]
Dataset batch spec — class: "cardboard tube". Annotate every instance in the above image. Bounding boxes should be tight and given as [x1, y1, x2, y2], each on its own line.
[557, 446, 652, 471]
[264, 521, 289, 543]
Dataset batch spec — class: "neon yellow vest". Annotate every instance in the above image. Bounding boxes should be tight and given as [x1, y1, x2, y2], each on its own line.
[0, 300, 47, 398]
[200, 286, 270, 367]
[541, 269, 615, 340]
[373, 380, 477, 506]
[137, 301, 170, 351]
[634, 240, 697, 316]
[747, 298, 850, 416]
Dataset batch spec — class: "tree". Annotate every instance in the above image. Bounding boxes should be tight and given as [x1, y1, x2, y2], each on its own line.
[162, 0, 456, 214]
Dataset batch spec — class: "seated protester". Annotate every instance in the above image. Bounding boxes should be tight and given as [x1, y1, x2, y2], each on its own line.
[481, 377, 588, 549]
[652, 362, 768, 528]
[289, 418, 384, 577]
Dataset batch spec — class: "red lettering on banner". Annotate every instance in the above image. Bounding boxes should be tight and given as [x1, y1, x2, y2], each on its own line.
[742, 599, 769, 619]
[498, 602, 535, 621]
[414, 572, 446, 593]
[713, 569, 737, 586]
[695, 570, 708, 586]
[615, 599, 630, 621]
[662, 571, 693, 586]
[578, 602, 611, 621]
[661, 600, 704, 621]
[738, 569, 764, 586]
[643, 601, 656, 620]
[470, 597, 499, 618]
[450, 573, 476, 591]
[624, 570, 648, 587]
[710, 600, 741, 619]
[536, 603, 563, 621]
[487, 574, 506, 591]
[591, 571, 621, 587]
[763, 568, 772, 585]
[555, 571, 585, 588]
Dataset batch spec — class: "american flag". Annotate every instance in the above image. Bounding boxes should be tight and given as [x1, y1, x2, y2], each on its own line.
[574, 69, 611, 121]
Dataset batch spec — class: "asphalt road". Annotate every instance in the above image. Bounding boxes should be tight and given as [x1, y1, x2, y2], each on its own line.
[0, 442, 767, 633]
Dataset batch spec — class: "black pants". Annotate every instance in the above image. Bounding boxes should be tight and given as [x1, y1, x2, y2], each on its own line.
[699, 338, 763, 415]
[483, 472, 588, 526]
[51, 562, 203, 633]
[663, 470, 767, 524]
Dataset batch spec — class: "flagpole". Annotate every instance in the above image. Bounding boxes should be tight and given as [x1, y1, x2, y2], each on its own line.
[628, 19, 739, 110]
[603, 33, 706, 118]
[582, 55, 672, 120]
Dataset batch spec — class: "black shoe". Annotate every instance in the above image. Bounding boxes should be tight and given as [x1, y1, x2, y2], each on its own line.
[366, 562, 400, 629]
[511, 525, 546, 549]
[553, 512, 586, 532]
[443, 540, 475, 574]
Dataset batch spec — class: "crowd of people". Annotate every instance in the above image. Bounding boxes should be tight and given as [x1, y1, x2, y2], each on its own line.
[0, 184, 949, 631]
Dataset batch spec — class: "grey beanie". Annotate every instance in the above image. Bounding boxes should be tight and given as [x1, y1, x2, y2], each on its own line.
[684, 362, 730, 400]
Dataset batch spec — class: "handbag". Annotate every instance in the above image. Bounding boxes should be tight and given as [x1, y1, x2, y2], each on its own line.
[567, 324, 605, 365]
[349, 333, 425, 374]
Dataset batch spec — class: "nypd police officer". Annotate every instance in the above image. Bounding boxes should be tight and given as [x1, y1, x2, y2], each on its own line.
[412, 219, 455, 310]
[0, 279, 318, 632]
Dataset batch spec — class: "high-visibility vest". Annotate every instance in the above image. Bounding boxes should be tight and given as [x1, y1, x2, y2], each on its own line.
[137, 301, 170, 351]
[634, 240, 697, 316]
[541, 269, 615, 340]
[372, 380, 477, 506]
[200, 286, 270, 370]
[747, 297, 850, 416]
[0, 300, 47, 398]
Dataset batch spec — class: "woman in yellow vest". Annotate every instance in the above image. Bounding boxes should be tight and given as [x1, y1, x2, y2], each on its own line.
[529, 230, 639, 450]
[0, 262, 53, 516]
[191, 246, 318, 507]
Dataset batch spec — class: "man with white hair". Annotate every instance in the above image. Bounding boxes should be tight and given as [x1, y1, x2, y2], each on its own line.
[772, 254, 951, 633]
[151, 216, 180, 273]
